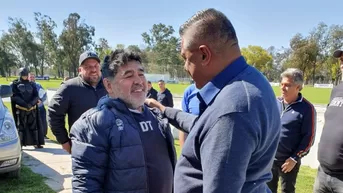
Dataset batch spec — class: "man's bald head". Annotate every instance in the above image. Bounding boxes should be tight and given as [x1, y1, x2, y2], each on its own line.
[179, 8, 238, 51]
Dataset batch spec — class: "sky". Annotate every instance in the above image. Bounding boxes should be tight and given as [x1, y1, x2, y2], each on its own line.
[0, 0, 341, 51]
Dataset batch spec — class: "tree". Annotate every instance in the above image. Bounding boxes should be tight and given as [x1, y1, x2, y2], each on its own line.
[327, 24, 343, 84]
[0, 39, 18, 77]
[127, 45, 141, 53]
[115, 44, 125, 50]
[59, 13, 95, 77]
[283, 33, 319, 84]
[2, 17, 36, 67]
[241, 45, 273, 79]
[142, 23, 184, 77]
[34, 12, 58, 76]
[95, 38, 111, 62]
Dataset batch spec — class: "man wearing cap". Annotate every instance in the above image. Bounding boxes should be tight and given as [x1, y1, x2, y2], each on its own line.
[48, 51, 107, 154]
[314, 49, 343, 193]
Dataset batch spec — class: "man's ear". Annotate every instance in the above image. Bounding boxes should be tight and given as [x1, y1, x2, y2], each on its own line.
[102, 78, 112, 94]
[78, 67, 82, 73]
[296, 84, 302, 92]
[199, 45, 211, 66]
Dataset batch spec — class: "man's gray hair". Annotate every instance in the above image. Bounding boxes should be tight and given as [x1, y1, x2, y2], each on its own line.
[179, 8, 238, 49]
[281, 68, 304, 90]
[101, 49, 142, 79]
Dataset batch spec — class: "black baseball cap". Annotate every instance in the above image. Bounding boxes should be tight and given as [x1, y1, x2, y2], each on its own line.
[333, 50, 343, 58]
[79, 51, 100, 66]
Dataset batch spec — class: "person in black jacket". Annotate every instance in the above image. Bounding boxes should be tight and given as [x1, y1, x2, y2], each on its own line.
[157, 80, 173, 107]
[10, 67, 45, 148]
[147, 81, 158, 100]
[314, 50, 343, 193]
[48, 51, 107, 154]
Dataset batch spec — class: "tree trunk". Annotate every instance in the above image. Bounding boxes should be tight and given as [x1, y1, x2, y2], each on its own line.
[73, 63, 77, 77]
[35, 66, 39, 75]
[40, 49, 45, 76]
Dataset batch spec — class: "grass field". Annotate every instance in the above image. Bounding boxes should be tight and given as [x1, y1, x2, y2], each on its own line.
[0, 166, 55, 193]
[0, 77, 333, 104]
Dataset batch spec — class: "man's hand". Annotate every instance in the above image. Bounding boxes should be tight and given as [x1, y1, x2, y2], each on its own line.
[62, 141, 71, 154]
[145, 98, 166, 112]
[281, 158, 297, 173]
[37, 100, 42, 105]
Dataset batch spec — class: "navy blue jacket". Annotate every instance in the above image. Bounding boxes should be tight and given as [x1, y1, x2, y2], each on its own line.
[70, 96, 176, 193]
[275, 94, 316, 162]
[164, 56, 281, 193]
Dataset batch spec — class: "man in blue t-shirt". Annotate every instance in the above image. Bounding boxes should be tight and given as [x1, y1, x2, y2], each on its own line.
[179, 84, 200, 149]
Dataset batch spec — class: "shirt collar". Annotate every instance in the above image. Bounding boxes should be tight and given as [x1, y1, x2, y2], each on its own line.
[198, 56, 248, 105]
[277, 93, 303, 104]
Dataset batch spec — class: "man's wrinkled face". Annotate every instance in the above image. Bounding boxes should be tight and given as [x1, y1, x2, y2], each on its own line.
[280, 77, 300, 101]
[79, 58, 101, 86]
[21, 76, 28, 80]
[105, 61, 147, 109]
[29, 74, 35, 82]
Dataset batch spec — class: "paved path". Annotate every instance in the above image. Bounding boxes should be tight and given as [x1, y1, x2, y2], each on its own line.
[23, 140, 72, 193]
[21, 97, 326, 192]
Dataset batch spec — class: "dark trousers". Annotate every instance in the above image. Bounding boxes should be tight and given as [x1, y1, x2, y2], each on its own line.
[267, 160, 301, 193]
[38, 106, 47, 137]
[313, 165, 343, 193]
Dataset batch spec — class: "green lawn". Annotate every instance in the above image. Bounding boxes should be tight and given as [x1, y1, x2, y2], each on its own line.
[0, 166, 55, 193]
[0, 77, 63, 90]
[0, 77, 333, 105]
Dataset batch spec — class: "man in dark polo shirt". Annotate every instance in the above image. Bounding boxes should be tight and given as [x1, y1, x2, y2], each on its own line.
[146, 8, 281, 193]
[314, 49, 343, 193]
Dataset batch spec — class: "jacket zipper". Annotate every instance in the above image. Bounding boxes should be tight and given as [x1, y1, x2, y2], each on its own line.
[280, 100, 301, 118]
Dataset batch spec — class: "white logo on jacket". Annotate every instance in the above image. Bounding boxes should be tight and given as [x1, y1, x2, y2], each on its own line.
[116, 119, 124, 131]
[139, 121, 153, 132]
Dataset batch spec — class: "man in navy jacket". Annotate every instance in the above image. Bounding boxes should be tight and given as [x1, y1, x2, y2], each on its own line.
[268, 68, 316, 193]
[70, 49, 176, 193]
[146, 8, 281, 193]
